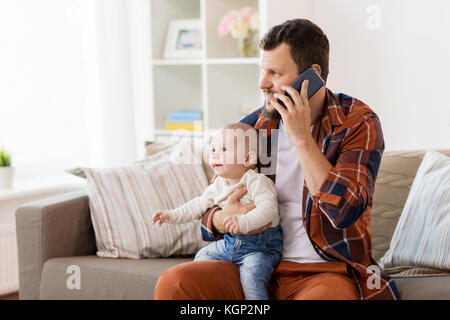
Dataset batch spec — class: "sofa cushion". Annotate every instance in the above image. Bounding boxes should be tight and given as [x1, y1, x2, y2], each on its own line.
[39, 255, 450, 300]
[83, 141, 209, 259]
[371, 149, 450, 263]
[380, 151, 450, 271]
[39, 255, 193, 300]
[393, 276, 450, 300]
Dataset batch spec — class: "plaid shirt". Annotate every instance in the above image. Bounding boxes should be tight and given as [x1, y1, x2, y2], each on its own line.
[201, 88, 400, 300]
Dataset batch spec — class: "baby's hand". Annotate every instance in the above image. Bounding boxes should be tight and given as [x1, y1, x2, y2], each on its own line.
[223, 215, 240, 235]
[152, 210, 170, 226]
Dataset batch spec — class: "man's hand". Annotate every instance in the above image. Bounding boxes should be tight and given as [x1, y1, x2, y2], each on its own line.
[212, 186, 272, 235]
[270, 79, 313, 148]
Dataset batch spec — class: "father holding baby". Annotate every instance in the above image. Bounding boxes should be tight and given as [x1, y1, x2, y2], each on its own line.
[155, 19, 400, 300]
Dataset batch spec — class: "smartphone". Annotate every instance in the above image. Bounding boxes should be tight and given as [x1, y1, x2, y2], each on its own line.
[276, 67, 325, 108]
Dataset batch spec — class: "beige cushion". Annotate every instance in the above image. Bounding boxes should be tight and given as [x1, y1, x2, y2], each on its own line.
[40, 255, 193, 300]
[39, 255, 450, 300]
[393, 276, 450, 300]
[371, 149, 450, 263]
[82, 141, 209, 259]
[379, 151, 450, 271]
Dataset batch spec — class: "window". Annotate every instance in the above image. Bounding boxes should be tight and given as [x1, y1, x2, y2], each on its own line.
[0, 0, 92, 179]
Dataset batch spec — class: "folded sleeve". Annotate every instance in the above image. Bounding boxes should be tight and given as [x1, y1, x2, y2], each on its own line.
[313, 113, 384, 229]
[200, 205, 224, 241]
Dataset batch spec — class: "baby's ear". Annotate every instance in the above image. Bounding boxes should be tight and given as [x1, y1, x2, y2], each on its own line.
[244, 151, 257, 167]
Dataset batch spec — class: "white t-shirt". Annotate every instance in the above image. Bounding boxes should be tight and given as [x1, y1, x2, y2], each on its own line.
[275, 122, 327, 263]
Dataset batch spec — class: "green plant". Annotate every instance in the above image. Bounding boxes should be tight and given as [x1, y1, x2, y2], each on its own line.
[0, 149, 11, 167]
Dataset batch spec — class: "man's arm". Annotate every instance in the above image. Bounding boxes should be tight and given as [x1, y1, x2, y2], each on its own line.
[295, 136, 332, 196]
[272, 79, 384, 230]
[306, 115, 384, 229]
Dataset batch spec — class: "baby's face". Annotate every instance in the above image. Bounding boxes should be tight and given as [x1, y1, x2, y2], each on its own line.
[209, 129, 251, 180]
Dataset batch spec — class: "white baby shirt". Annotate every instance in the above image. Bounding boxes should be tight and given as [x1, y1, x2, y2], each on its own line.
[167, 169, 279, 234]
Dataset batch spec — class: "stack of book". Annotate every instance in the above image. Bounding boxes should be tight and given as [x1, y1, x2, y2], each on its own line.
[165, 110, 203, 131]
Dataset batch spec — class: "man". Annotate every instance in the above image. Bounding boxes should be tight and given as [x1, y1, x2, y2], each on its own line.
[155, 19, 400, 300]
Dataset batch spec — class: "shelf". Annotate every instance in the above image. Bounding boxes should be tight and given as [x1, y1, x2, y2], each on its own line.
[152, 59, 203, 65]
[152, 58, 259, 66]
[0, 173, 85, 202]
[153, 129, 216, 144]
[207, 58, 259, 65]
[154, 129, 206, 136]
[149, 0, 264, 139]
[204, 0, 260, 59]
[150, 0, 200, 60]
[152, 65, 203, 130]
[207, 63, 261, 129]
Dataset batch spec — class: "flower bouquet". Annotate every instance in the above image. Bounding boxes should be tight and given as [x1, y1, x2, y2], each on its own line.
[217, 6, 259, 57]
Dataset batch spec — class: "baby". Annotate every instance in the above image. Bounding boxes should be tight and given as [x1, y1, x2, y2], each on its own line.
[152, 123, 282, 300]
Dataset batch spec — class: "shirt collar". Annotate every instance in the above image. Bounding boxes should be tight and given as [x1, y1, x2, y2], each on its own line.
[320, 88, 346, 135]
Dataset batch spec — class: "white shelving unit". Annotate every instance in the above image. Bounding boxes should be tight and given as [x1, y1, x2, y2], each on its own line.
[149, 0, 266, 142]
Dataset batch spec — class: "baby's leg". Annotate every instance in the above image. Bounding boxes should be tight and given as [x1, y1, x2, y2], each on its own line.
[238, 251, 280, 300]
[194, 239, 229, 262]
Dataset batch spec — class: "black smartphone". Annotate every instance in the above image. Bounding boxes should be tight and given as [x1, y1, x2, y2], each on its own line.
[276, 67, 325, 108]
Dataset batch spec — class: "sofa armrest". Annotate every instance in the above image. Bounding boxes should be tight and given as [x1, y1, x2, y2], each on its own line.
[15, 191, 96, 299]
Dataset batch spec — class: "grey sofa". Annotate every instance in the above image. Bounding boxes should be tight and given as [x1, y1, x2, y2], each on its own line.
[15, 149, 450, 300]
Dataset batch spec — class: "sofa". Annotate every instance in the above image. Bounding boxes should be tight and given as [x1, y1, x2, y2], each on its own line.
[15, 148, 450, 300]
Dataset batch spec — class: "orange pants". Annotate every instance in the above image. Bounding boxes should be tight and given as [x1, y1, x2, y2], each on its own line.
[155, 260, 360, 300]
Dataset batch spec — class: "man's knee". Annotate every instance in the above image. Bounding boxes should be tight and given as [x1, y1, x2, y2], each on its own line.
[154, 260, 244, 300]
[155, 263, 192, 300]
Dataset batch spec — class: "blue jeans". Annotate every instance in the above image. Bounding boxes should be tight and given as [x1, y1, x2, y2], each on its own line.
[194, 225, 283, 300]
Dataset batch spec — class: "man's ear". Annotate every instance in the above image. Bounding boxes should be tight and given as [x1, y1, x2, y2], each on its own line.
[244, 151, 257, 167]
[311, 64, 322, 78]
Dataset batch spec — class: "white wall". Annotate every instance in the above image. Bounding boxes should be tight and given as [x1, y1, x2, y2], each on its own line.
[263, 0, 450, 151]
[261, 0, 315, 33]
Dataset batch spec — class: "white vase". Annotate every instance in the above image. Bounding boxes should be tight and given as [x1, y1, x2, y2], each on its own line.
[0, 167, 14, 189]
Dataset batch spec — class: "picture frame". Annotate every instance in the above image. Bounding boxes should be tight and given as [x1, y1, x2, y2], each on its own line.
[164, 19, 202, 59]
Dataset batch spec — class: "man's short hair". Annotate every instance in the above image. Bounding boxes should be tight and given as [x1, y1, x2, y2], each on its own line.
[259, 19, 330, 83]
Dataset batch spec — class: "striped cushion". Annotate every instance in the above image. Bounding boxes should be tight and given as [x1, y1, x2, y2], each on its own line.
[82, 141, 209, 259]
[380, 150, 450, 271]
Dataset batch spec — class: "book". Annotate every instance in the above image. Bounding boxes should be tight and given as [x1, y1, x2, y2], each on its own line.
[167, 110, 202, 121]
[165, 122, 203, 131]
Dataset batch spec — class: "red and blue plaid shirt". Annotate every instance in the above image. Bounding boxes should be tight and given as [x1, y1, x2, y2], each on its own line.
[201, 88, 400, 300]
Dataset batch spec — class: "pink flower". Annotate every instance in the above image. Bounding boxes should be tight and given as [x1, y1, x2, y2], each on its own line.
[217, 7, 259, 38]
[239, 6, 258, 22]
[217, 22, 229, 37]
[217, 9, 238, 37]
